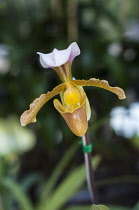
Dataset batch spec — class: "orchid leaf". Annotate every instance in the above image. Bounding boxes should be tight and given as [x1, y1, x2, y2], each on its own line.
[108, 206, 130, 210]
[91, 204, 110, 210]
[1, 178, 33, 210]
[133, 202, 139, 210]
[38, 143, 79, 207]
[38, 156, 101, 210]
[65, 206, 91, 210]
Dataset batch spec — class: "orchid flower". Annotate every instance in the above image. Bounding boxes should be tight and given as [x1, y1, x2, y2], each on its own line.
[20, 42, 126, 137]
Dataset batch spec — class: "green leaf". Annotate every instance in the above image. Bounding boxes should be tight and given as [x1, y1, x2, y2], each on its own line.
[65, 206, 91, 210]
[38, 143, 79, 206]
[1, 178, 33, 210]
[133, 202, 139, 210]
[21, 173, 40, 192]
[61, 205, 131, 210]
[38, 156, 101, 210]
[91, 204, 110, 210]
[108, 206, 130, 210]
[55, 204, 132, 210]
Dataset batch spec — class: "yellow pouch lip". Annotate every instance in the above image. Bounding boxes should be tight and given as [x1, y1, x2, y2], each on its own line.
[54, 98, 88, 137]
[53, 90, 88, 137]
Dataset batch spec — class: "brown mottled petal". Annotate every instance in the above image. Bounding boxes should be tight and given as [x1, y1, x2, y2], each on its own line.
[71, 78, 126, 99]
[53, 92, 88, 137]
[20, 83, 64, 126]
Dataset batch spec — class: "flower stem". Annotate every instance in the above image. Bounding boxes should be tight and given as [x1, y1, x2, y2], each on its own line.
[82, 130, 98, 204]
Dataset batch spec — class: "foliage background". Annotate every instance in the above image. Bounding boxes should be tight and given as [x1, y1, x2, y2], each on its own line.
[0, 0, 139, 209]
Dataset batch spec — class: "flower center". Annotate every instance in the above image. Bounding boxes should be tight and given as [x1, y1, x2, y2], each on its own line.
[64, 85, 81, 106]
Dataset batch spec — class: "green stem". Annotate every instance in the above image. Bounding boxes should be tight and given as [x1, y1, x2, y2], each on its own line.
[82, 131, 98, 204]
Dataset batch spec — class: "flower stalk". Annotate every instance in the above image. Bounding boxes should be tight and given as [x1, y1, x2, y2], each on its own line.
[82, 130, 98, 204]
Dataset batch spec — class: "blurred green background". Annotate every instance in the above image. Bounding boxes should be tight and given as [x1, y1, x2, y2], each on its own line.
[0, 0, 139, 209]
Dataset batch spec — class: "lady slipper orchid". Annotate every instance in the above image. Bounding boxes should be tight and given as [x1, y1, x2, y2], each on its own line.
[20, 42, 126, 137]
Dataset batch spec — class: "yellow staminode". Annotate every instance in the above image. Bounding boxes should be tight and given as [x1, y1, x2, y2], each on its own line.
[63, 85, 81, 106]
